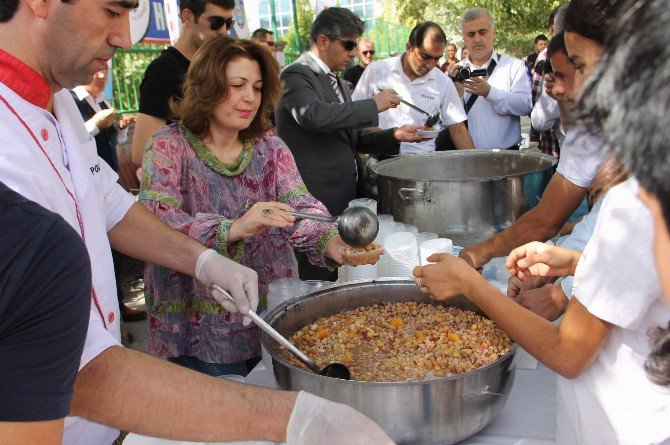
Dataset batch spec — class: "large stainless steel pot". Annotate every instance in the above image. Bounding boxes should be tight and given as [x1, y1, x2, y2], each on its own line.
[372, 151, 557, 247]
[262, 279, 518, 445]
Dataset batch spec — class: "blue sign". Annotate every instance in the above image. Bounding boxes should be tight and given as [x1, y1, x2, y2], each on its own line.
[143, 0, 171, 43]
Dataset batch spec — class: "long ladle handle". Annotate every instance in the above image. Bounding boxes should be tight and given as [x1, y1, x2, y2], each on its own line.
[211, 284, 321, 374]
[399, 99, 431, 116]
[286, 210, 336, 223]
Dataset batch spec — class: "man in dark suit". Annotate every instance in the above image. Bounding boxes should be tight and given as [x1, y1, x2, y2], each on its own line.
[70, 69, 147, 322]
[275, 7, 422, 280]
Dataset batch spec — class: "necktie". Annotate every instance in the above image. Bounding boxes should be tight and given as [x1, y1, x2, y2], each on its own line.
[327, 72, 344, 103]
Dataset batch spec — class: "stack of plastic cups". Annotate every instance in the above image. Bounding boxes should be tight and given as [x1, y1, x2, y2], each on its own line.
[375, 219, 395, 245]
[379, 231, 420, 278]
[348, 198, 377, 215]
[419, 238, 454, 266]
[416, 232, 438, 246]
[404, 224, 419, 238]
[266, 278, 309, 311]
[390, 221, 406, 234]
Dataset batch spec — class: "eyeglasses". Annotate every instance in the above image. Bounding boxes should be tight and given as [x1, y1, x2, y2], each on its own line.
[361, 50, 375, 56]
[206, 15, 235, 31]
[327, 35, 358, 51]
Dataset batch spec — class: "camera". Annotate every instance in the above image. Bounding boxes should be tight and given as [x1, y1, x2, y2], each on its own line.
[449, 66, 488, 82]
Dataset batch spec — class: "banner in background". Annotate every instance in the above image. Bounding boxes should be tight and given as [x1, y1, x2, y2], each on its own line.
[129, 0, 249, 44]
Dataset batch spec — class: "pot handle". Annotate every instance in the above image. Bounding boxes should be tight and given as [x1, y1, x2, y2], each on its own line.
[398, 187, 432, 203]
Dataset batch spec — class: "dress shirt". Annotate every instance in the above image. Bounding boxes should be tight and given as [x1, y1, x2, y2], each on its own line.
[531, 89, 565, 146]
[72, 85, 128, 144]
[352, 55, 466, 154]
[463, 51, 532, 150]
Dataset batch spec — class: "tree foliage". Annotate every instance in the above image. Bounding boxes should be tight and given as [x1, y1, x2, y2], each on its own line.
[381, 0, 562, 57]
[284, 0, 315, 57]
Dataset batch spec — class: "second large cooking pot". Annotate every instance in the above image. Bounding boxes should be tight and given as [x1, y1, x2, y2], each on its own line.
[262, 279, 518, 445]
[372, 151, 557, 247]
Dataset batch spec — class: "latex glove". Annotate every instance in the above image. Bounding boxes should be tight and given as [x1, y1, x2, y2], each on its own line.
[195, 249, 259, 326]
[287, 391, 395, 445]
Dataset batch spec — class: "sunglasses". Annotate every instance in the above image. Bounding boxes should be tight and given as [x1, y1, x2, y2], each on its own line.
[264, 40, 275, 47]
[327, 35, 358, 51]
[361, 50, 375, 56]
[206, 15, 235, 31]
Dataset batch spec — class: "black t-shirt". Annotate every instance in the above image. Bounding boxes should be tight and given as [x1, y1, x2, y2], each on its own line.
[138, 46, 191, 122]
[343, 64, 366, 88]
[0, 182, 92, 421]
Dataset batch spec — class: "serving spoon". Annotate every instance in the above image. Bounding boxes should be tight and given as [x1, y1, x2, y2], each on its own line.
[263, 206, 379, 248]
[212, 284, 351, 380]
[398, 99, 440, 128]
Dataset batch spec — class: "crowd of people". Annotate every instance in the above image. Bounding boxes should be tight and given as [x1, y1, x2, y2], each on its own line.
[0, 0, 668, 444]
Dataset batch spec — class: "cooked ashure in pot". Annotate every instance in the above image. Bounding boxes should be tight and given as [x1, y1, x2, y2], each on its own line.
[282, 301, 513, 382]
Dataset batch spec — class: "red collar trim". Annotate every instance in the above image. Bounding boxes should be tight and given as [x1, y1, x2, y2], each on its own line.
[0, 48, 50, 109]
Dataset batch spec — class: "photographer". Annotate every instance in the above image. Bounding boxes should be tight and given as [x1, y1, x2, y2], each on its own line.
[447, 8, 532, 150]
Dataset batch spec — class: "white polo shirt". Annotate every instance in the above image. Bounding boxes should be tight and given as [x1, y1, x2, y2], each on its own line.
[0, 49, 134, 444]
[352, 55, 467, 155]
[462, 52, 532, 150]
[556, 124, 607, 188]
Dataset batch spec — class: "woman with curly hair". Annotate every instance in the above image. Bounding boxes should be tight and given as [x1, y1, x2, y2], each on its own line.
[139, 37, 345, 376]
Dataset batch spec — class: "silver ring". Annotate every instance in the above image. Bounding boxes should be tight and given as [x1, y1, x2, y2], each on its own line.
[261, 208, 273, 216]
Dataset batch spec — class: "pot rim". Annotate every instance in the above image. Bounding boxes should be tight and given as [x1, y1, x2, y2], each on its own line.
[370, 150, 557, 183]
[262, 278, 519, 386]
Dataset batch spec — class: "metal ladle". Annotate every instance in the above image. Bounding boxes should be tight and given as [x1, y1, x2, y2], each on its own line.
[399, 99, 440, 128]
[263, 206, 379, 248]
[212, 284, 351, 380]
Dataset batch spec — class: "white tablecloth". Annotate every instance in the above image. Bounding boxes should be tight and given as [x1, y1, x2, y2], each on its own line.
[125, 353, 557, 445]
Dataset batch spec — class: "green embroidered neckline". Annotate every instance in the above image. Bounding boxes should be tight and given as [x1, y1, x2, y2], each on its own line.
[182, 123, 253, 176]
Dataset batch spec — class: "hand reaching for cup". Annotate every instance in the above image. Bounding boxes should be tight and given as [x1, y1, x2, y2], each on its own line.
[228, 201, 296, 241]
[506, 241, 582, 281]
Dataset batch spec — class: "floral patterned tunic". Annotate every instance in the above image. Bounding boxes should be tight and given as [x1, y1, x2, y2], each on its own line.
[139, 123, 337, 363]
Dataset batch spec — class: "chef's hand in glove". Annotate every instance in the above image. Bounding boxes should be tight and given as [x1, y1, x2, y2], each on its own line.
[195, 249, 259, 326]
[287, 391, 395, 445]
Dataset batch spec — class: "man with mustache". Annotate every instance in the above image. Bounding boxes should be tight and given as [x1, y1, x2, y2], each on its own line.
[446, 8, 532, 150]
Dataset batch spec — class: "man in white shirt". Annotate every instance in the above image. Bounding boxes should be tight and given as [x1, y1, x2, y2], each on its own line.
[446, 8, 532, 150]
[0, 1, 393, 444]
[530, 32, 573, 154]
[352, 22, 474, 154]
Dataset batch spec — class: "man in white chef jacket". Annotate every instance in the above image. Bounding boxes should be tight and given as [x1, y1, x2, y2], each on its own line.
[0, 1, 393, 444]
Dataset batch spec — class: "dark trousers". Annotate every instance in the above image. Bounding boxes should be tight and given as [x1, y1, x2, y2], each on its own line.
[111, 249, 125, 304]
